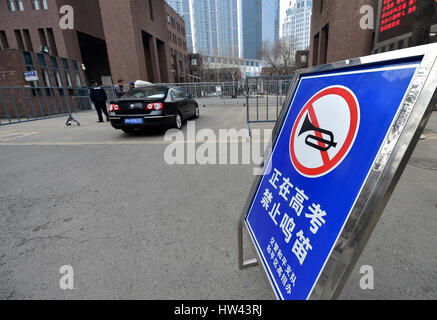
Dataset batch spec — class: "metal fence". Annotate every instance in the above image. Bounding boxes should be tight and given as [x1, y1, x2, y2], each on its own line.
[0, 86, 92, 126]
[245, 75, 295, 133]
[0, 77, 296, 126]
[103, 82, 249, 106]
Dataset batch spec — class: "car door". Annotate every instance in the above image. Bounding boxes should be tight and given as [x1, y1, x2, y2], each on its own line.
[174, 88, 190, 119]
[179, 88, 196, 117]
[166, 89, 180, 115]
[185, 91, 197, 117]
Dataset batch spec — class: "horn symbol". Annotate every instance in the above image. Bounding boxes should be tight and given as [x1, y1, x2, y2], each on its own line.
[298, 115, 337, 152]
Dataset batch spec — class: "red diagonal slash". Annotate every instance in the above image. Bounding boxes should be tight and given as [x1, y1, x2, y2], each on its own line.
[307, 103, 331, 166]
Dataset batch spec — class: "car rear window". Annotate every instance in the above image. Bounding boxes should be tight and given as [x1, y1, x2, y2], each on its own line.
[121, 87, 168, 99]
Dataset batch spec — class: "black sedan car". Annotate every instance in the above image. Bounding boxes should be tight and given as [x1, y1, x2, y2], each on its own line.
[108, 85, 199, 134]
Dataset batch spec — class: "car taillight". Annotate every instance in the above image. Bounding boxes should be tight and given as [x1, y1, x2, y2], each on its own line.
[153, 103, 163, 110]
[147, 103, 163, 110]
[109, 104, 119, 111]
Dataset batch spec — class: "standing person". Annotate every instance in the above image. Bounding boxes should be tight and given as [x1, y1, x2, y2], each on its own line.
[115, 79, 125, 99]
[89, 80, 109, 123]
[128, 81, 135, 91]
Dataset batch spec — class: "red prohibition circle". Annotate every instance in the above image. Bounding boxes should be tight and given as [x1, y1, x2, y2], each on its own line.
[290, 86, 360, 178]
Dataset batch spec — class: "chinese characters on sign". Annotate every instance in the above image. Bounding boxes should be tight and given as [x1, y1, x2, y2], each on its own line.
[380, 0, 437, 33]
[262, 167, 328, 297]
[380, 0, 414, 33]
[267, 237, 297, 295]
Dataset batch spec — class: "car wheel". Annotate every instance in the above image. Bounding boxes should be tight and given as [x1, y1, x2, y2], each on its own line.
[174, 113, 182, 130]
[193, 105, 199, 119]
[122, 128, 135, 134]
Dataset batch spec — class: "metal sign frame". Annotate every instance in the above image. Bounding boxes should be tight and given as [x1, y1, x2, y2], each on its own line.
[238, 43, 437, 300]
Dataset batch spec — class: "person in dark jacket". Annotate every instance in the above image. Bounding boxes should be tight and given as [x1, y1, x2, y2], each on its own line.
[114, 79, 125, 99]
[89, 80, 109, 123]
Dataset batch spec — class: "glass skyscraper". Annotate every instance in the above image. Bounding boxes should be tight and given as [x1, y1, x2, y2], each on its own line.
[242, 0, 262, 59]
[167, 0, 240, 58]
[282, 0, 312, 59]
[216, 0, 239, 57]
[241, 0, 280, 59]
[261, 0, 280, 45]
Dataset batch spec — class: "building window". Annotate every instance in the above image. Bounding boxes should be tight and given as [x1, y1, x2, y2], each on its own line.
[16, 0, 23, 10]
[38, 53, 53, 97]
[37, 52, 47, 66]
[14, 29, 24, 50]
[72, 60, 82, 86]
[38, 28, 47, 49]
[46, 28, 58, 56]
[41, 0, 48, 10]
[23, 51, 39, 89]
[62, 58, 73, 88]
[23, 29, 33, 51]
[149, 0, 154, 21]
[51, 56, 64, 95]
[32, 0, 40, 10]
[0, 30, 9, 49]
[323, 24, 329, 63]
[313, 32, 320, 65]
[50, 56, 59, 69]
[23, 51, 34, 66]
[7, 0, 16, 11]
[398, 39, 404, 50]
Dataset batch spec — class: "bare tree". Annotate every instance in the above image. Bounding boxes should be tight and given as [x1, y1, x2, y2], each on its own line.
[260, 37, 297, 75]
[278, 37, 296, 71]
[222, 58, 241, 81]
[260, 40, 282, 74]
[222, 59, 242, 98]
[410, 0, 436, 47]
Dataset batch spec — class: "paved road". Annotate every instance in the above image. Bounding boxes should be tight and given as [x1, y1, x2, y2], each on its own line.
[0, 107, 436, 300]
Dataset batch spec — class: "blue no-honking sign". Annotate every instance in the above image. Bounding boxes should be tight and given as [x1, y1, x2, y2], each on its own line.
[244, 59, 421, 300]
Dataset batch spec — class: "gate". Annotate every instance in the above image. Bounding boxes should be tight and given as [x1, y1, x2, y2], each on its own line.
[245, 75, 295, 134]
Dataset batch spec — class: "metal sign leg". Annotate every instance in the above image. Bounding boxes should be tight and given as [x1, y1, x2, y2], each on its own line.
[66, 114, 80, 126]
[238, 219, 258, 270]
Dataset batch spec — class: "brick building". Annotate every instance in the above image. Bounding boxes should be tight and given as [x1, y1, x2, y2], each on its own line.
[0, 49, 88, 120]
[0, 0, 188, 85]
[0, 49, 85, 87]
[188, 53, 203, 82]
[165, 2, 189, 83]
[309, 0, 378, 66]
[295, 50, 310, 69]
